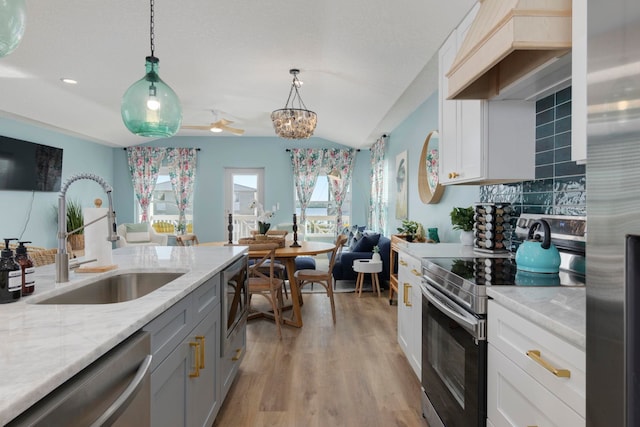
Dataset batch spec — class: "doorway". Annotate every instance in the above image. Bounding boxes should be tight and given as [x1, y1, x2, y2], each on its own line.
[224, 168, 264, 241]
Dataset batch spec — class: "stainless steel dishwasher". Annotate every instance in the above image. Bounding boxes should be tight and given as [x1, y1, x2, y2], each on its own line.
[8, 331, 152, 427]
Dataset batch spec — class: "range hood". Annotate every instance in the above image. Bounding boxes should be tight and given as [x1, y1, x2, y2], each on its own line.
[446, 0, 572, 100]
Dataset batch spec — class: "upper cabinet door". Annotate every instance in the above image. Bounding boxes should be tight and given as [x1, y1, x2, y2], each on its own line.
[438, 4, 536, 185]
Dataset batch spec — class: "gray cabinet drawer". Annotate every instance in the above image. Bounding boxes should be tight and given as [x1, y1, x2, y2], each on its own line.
[144, 295, 194, 371]
[192, 274, 219, 326]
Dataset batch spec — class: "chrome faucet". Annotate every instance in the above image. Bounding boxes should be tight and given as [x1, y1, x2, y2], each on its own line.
[55, 173, 119, 283]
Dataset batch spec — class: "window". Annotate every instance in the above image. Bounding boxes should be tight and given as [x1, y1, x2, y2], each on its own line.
[139, 165, 193, 232]
[294, 174, 351, 240]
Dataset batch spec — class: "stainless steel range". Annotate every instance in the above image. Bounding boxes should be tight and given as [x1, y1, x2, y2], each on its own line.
[420, 214, 586, 427]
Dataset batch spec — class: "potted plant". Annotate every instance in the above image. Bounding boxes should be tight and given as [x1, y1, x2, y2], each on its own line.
[396, 219, 423, 242]
[450, 206, 474, 245]
[54, 199, 84, 250]
[372, 245, 381, 262]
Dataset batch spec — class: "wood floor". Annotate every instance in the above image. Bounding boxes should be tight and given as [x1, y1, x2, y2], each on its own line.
[213, 291, 427, 427]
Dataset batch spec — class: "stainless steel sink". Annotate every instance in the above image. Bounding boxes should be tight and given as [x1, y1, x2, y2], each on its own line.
[35, 272, 184, 304]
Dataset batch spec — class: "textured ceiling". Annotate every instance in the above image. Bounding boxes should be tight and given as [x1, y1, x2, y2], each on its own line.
[0, 0, 475, 148]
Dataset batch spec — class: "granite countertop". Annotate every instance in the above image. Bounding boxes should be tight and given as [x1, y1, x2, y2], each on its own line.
[0, 245, 246, 425]
[486, 286, 586, 350]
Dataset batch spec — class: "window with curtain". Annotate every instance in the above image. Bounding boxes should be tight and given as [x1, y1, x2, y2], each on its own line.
[293, 174, 351, 240]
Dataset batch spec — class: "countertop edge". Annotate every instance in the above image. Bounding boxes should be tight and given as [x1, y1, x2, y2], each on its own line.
[487, 286, 586, 350]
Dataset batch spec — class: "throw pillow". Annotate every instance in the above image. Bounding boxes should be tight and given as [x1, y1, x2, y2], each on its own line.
[125, 223, 151, 243]
[352, 232, 381, 253]
[345, 225, 366, 250]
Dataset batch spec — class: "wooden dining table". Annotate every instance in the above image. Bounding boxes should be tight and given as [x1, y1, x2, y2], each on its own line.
[200, 240, 335, 327]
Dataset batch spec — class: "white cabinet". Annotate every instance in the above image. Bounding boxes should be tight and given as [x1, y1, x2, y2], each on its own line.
[397, 250, 422, 379]
[487, 300, 585, 427]
[571, 0, 587, 164]
[439, 5, 535, 185]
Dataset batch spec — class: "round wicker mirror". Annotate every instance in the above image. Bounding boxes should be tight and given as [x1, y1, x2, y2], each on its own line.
[418, 130, 444, 204]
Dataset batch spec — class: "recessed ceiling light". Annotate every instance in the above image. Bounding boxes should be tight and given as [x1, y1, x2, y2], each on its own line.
[60, 78, 77, 85]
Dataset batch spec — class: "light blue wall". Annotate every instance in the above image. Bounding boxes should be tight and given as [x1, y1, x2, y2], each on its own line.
[385, 92, 479, 242]
[0, 117, 115, 248]
[113, 136, 371, 244]
[1, 91, 479, 248]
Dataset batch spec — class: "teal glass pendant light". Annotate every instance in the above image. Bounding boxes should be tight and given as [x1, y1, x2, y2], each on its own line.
[0, 0, 27, 57]
[121, 0, 182, 137]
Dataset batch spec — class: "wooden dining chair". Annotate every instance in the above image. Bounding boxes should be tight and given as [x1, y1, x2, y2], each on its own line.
[176, 234, 199, 246]
[293, 234, 347, 324]
[246, 243, 284, 338]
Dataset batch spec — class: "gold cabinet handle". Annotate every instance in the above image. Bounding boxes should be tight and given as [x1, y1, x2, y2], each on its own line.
[189, 342, 201, 378]
[448, 172, 459, 179]
[399, 260, 408, 266]
[195, 335, 205, 369]
[232, 347, 243, 361]
[403, 283, 412, 307]
[411, 268, 421, 277]
[526, 350, 570, 378]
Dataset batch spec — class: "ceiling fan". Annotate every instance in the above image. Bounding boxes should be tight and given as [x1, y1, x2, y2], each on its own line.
[182, 112, 245, 135]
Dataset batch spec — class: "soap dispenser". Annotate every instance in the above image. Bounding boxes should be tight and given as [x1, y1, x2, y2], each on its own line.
[0, 238, 21, 303]
[15, 241, 35, 295]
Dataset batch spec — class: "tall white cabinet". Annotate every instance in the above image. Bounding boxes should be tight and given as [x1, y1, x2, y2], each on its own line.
[438, 4, 536, 185]
[397, 249, 422, 379]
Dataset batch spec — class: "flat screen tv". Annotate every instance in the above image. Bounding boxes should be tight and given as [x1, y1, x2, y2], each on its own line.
[0, 135, 63, 192]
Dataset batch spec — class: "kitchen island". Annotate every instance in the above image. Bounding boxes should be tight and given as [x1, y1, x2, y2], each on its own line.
[0, 245, 246, 425]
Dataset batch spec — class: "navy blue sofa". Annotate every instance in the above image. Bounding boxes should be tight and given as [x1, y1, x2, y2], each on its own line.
[332, 234, 390, 286]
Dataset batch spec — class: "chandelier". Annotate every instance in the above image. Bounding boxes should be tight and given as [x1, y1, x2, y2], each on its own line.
[271, 69, 317, 139]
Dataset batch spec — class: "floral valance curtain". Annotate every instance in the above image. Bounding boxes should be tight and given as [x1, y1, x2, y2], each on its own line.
[289, 148, 325, 225]
[368, 135, 387, 233]
[126, 147, 166, 222]
[167, 148, 198, 232]
[324, 148, 356, 232]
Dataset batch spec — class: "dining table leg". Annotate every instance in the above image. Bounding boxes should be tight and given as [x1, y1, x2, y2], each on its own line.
[282, 257, 303, 327]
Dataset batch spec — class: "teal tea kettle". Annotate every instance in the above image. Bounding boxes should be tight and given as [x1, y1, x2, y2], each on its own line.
[515, 219, 561, 273]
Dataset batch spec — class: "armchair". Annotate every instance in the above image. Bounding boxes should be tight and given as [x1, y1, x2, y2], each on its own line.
[116, 223, 168, 247]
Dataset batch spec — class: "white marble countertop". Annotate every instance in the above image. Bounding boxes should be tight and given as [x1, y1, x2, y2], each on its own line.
[396, 243, 585, 351]
[487, 286, 586, 350]
[0, 245, 246, 425]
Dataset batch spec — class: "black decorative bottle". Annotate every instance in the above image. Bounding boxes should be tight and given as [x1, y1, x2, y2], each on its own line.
[0, 238, 21, 303]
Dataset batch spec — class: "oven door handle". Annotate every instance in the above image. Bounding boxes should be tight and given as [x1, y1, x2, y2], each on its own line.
[422, 283, 480, 334]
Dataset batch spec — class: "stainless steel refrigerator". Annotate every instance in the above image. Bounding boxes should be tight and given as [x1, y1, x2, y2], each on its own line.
[587, 1, 640, 426]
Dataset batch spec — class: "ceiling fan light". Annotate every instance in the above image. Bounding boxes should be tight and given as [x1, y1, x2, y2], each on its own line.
[0, 0, 26, 58]
[210, 126, 223, 133]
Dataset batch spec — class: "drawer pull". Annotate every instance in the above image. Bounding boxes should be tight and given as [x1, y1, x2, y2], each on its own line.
[526, 350, 570, 378]
[195, 335, 205, 369]
[411, 268, 421, 277]
[232, 347, 243, 361]
[400, 260, 408, 266]
[189, 342, 201, 378]
[403, 283, 412, 307]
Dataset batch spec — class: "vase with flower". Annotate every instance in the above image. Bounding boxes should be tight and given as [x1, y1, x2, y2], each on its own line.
[249, 200, 276, 240]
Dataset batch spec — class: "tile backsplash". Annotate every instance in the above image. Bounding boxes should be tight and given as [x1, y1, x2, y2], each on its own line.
[480, 86, 586, 218]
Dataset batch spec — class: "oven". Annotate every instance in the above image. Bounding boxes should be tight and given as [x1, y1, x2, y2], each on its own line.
[419, 213, 587, 427]
[222, 255, 248, 355]
[421, 267, 488, 427]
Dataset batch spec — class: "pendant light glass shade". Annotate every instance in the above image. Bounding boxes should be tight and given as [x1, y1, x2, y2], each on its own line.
[0, 0, 27, 57]
[121, 56, 182, 137]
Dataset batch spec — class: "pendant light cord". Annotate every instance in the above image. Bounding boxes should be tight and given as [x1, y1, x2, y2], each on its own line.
[149, 0, 155, 58]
